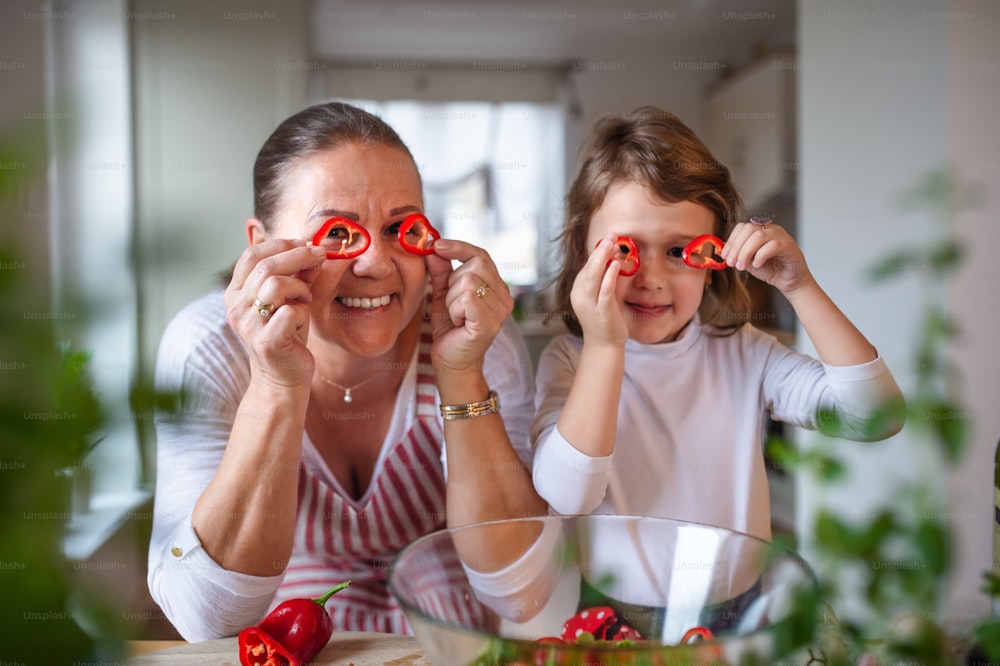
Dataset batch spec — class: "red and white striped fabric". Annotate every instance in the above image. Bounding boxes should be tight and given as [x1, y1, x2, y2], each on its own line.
[275, 324, 491, 634]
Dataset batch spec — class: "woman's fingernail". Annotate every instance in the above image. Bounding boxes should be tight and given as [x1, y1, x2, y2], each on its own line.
[310, 245, 327, 257]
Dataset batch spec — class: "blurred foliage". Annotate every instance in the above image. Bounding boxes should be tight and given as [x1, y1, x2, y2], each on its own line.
[0, 126, 124, 661]
[767, 167, 997, 664]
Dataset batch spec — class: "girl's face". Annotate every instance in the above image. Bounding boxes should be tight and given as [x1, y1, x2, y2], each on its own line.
[263, 141, 428, 357]
[586, 181, 715, 344]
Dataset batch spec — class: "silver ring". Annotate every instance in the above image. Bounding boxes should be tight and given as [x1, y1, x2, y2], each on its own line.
[252, 297, 275, 319]
[475, 283, 490, 299]
[749, 216, 772, 230]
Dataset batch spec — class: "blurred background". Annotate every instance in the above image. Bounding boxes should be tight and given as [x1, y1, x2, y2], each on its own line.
[1, 0, 997, 645]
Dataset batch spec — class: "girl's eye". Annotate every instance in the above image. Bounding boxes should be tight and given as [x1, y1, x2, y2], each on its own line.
[668, 247, 684, 258]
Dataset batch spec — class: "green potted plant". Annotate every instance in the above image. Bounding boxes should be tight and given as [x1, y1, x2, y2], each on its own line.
[52, 346, 105, 515]
[768, 168, 1000, 664]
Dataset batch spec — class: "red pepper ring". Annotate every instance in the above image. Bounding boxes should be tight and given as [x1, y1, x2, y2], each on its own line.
[312, 217, 371, 260]
[397, 213, 440, 256]
[679, 626, 715, 644]
[681, 234, 727, 270]
[238, 581, 350, 666]
[595, 236, 640, 277]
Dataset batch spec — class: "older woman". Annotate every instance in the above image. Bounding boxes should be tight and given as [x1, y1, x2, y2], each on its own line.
[147, 102, 547, 641]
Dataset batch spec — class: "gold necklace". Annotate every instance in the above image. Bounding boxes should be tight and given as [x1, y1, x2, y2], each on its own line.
[317, 372, 380, 403]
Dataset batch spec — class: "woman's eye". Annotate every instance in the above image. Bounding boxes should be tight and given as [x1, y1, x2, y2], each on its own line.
[386, 221, 403, 236]
[668, 247, 684, 258]
[326, 226, 349, 239]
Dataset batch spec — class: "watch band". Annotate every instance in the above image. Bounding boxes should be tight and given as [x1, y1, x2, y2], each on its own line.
[439, 390, 500, 420]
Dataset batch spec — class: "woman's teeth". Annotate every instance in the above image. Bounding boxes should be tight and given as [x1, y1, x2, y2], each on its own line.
[338, 295, 391, 309]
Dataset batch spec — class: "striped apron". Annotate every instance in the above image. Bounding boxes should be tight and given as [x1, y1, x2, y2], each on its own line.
[275, 325, 491, 634]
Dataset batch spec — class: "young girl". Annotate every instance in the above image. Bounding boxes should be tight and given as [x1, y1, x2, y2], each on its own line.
[530, 107, 904, 542]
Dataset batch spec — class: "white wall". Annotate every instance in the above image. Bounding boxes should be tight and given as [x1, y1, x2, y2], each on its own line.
[131, 0, 310, 380]
[945, 0, 1000, 628]
[797, 0, 999, 631]
[564, 52, 718, 184]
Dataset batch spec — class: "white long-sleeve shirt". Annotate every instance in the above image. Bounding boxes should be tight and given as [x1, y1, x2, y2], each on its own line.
[531, 318, 903, 540]
[147, 290, 536, 641]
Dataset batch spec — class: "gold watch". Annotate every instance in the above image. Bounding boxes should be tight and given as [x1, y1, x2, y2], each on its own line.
[439, 390, 500, 420]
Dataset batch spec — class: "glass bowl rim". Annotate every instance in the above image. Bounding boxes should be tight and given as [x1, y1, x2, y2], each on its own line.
[387, 514, 820, 657]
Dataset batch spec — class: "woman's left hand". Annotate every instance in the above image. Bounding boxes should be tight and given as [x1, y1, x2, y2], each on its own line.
[425, 239, 512, 376]
[720, 221, 813, 295]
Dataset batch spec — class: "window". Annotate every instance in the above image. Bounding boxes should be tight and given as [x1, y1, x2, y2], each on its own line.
[43, 0, 147, 559]
[337, 99, 566, 289]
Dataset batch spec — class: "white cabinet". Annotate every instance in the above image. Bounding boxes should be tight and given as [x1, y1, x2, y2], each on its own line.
[706, 53, 796, 212]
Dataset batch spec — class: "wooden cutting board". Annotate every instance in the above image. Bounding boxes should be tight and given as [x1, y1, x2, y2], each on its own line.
[126, 631, 430, 665]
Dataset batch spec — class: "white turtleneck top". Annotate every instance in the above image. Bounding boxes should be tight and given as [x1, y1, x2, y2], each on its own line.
[530, 319, 903, 540]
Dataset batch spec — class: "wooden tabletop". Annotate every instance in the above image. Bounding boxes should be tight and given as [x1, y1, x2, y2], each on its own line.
[125, 631, 429, 665]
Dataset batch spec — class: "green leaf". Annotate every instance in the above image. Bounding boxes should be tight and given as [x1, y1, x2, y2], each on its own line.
[973, 618, 1000, 661]
[926, 239, 964, 275]
[816, 408, 844, 437]
[982, 572, 1000, 598]
[814, 453, 846, 482]
[765, 436, 801, 472]
[920, 402, 969, 463]
[860, 511, 897, 558]
[861, 398, 907, 441]
[867, 249, 922, 282]
[815, 512, 853, 555]
[914, 519, 950, 576]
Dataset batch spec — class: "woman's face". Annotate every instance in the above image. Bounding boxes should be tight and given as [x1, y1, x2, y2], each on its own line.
[586, 181, 715, 344]
[264, 141, 428, 357]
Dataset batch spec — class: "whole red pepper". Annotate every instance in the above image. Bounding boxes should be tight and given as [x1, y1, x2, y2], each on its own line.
[238, 581, 350, 666]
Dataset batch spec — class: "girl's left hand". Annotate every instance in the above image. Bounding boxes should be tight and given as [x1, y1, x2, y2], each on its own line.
[720, 221, 813, 294]
[425, 238, 513, 376]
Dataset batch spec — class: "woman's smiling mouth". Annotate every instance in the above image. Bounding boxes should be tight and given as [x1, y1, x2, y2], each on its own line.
[336, 294, 391, 309]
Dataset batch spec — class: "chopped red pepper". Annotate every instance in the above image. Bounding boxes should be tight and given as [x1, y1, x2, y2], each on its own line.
[679, 626, 714, 644]
[397, 213, 440, 255]
[596, 236, 640, 276]
[312, 217, 371, 259]
[238, 581, 350, 666]
[681, 234, 726, 270]
[560, 606, 642, 643]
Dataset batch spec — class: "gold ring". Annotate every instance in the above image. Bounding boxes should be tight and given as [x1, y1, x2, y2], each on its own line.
[475, 283, 490, 299]
[252, 297, 275, 319]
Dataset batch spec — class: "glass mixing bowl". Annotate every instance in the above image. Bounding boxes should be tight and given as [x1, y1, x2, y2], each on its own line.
[388, 514, 819, 665]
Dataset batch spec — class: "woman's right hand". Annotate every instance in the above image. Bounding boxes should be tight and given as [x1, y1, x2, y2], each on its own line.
[571, 234, 628, 347]
[224, 239, 328, 389]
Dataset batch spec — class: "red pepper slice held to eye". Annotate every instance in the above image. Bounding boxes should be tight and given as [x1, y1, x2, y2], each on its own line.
[681, 234, 727, 270]
[397, 213, 441, 256]
[595, 236, 640, 277]
[312, 217, 371, 259]
[238, 581, 350, 666]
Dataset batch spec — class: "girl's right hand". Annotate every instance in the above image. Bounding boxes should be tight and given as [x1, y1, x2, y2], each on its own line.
[223, 239, 328, 389]
[570, 234, 628, 347]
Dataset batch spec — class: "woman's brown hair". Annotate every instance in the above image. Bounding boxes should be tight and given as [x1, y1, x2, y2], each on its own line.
[551, 106, 753, 336]
[220, 102, 418, 283]
[253, 101, 418, 229]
